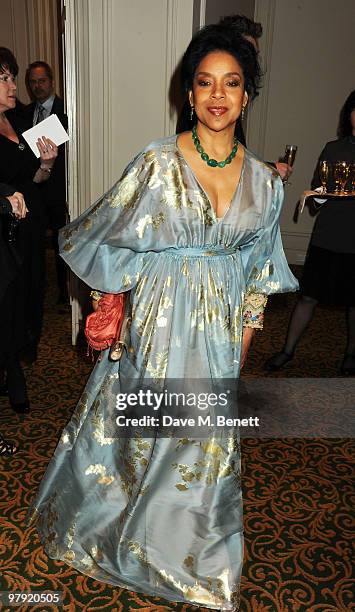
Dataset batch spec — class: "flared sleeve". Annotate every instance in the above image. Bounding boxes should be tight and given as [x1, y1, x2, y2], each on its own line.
[240, 175, 298, 328]
[59, 151, 157, 294]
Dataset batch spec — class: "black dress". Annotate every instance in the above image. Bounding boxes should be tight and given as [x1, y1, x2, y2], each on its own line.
[301, 136, 355, 305]
[0, 183, 29, 404]
[0, 111, 46, 350]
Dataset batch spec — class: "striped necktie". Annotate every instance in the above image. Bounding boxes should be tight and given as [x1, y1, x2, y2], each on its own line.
[36, 104, 45, 124]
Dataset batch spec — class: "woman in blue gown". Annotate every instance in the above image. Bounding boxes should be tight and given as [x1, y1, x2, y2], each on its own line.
[29, 24, 298, 610]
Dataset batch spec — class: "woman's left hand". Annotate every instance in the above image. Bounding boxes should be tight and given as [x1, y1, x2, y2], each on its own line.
[241, 327, 255, 369]
[36, 136, 58, 169]
[6, 191, 28, 218]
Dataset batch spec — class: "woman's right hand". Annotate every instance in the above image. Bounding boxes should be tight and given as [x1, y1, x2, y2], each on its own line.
[6, 192, 28, 219]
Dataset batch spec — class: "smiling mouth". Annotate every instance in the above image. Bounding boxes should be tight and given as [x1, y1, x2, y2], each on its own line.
[207, 107, 228, 116]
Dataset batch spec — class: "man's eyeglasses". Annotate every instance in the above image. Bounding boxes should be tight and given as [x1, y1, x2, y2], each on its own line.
[0, 74, 16, 84]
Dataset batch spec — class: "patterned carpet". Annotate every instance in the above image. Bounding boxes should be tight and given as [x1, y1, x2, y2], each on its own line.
[0, 254, 353, 612]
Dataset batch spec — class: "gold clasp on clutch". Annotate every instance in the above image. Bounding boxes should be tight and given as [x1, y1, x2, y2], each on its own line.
[109, 314, 132, 362]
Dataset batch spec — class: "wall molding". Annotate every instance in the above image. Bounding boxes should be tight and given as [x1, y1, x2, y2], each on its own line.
[247, 0, 276, 157]
[64, 0, 194, 341]
[63, 0, 81, 342]
[165, 0, 194, 135]
[103, 0, 113, 187]
[199, 0, 206, 27]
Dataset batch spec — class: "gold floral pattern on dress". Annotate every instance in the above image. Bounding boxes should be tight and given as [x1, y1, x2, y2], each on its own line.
[83, 217, 93, 231]
[230, 307, 242, 344]
[118, 436, 152, 498]
[135, 212, 165, 239]
[107, 167, 141, 210]
[146, 349, 169, 379]
[172, 438, 241, 490]
[66, 521, 76, 548]
[62, 241, 74, 252]
[122, 539, 229, 609]
[91, 398, 116, 447]
[85, 464, 115, 485]
[36, 493, 59, 556]
[183, 555, 239, 609]
[161, 159, 195, 211]
[63, 550, 75, 563]
[63, 198, 107, 250]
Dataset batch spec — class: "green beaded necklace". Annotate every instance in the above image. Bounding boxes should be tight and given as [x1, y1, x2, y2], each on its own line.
[192, 125, 238, 168]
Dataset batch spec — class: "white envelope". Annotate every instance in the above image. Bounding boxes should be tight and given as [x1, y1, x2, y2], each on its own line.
[22, 114, 69, 158]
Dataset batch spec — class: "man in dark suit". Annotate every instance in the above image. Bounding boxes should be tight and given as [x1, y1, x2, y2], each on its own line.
[25, 61, 68, 304]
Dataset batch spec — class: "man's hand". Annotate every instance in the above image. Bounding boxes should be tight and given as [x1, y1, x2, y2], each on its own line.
[241, 327, 255, 369]
[275, 162, 293, 182]
[6, 192, 28, 219]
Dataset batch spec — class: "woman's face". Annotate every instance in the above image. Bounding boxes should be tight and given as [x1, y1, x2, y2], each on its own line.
[0, 69, 17, 113]
[190, 50, 247, 133]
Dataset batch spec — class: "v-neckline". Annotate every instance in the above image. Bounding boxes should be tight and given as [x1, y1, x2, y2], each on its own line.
[175, 134, 245, 223]
[0, 132, 20, 145]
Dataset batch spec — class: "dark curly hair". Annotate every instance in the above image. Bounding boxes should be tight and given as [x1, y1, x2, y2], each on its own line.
[338, 90, 355, 138]
[0, 47, 18, 77]
[219, 14, 263, 41]
[181, 24, 262, 100]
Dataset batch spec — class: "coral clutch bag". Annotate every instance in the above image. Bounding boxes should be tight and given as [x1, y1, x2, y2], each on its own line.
[85, 292, 126, 354]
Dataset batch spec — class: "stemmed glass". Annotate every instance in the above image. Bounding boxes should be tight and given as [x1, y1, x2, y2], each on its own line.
[319, 160, 330, 194]
[333, 161, 350, 194]
[284, 145, 298, 167]
[348, 163, 355, 193]
[282, 145, 298, 185]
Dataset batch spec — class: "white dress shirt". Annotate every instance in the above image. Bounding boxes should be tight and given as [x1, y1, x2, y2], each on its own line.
[33, 95, 55, 126]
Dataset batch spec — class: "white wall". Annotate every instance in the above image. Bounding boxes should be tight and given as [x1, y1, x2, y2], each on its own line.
[64, 0, 194, 341]
[66, 0, 194, 207]
[261, 0, 355, 263]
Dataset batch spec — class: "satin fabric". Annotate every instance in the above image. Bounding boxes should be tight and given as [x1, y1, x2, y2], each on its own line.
[29, 136, 298, 610]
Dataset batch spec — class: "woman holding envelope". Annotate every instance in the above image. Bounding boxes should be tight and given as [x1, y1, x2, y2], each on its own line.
[0, 47, 57, 409]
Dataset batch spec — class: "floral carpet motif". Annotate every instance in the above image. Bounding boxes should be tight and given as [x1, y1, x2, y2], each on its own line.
[0, 257, 353, 611]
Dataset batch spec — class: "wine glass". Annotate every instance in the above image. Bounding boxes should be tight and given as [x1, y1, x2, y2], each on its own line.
[284, 145, 298, 167]
[282, 145, 298, 185]
[319, 160, 330, 194]
[334, 161, 350, 194]
[348, 163, 355, 193]
[333, 162, 342, 193]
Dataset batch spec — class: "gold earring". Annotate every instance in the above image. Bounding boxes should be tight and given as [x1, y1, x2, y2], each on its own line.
[190, 105, 194, 121]
[241, 106, 246, 121]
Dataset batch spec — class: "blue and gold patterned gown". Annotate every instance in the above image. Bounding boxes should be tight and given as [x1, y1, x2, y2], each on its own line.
[29, 136, 298, 611]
